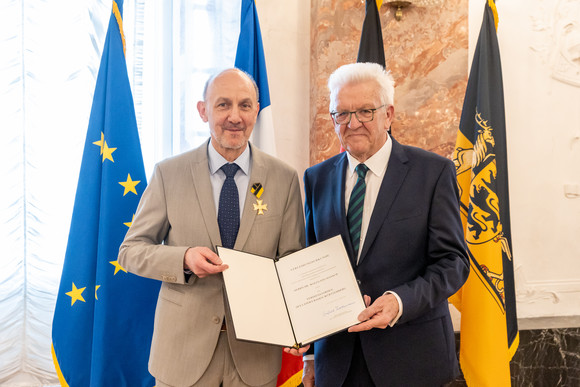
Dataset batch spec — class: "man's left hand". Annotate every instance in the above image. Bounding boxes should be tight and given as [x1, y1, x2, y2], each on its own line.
[283, 344, 310, 356]
[348, 293, 399, 332]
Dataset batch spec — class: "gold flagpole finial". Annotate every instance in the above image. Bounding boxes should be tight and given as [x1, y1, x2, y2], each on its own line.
[488, 0, 499, 31]
[112, 1, 126, 56]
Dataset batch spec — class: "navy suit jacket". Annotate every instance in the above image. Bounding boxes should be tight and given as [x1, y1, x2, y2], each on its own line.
[303, 138, 469, 387]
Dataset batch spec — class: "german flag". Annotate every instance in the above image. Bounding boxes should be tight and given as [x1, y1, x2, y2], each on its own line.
[357, 0, 385, 67]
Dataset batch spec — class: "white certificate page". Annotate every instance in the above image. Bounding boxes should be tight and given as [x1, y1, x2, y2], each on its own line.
[218, 235, 366, 347]
[219, 248, 295, 347]
[276, 235, 366, 344]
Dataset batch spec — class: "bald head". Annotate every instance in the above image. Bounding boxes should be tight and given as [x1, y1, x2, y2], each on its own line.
[203, 68, 259, 103]
[196, 68, 260, 162]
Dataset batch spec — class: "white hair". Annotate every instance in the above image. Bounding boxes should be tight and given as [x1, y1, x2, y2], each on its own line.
[327, 62, 395, 112]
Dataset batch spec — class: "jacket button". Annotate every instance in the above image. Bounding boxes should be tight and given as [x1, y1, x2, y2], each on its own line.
[212, 316, 220, 324]
[357, 279, 362, 285]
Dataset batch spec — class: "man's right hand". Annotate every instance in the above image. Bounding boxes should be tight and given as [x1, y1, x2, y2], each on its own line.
[184, 246, 228, 278]
[302, 359, 315, 387]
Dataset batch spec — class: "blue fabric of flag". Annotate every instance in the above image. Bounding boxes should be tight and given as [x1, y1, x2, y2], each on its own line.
[51, 1, 160, 386]
[234, 0, 271, 113]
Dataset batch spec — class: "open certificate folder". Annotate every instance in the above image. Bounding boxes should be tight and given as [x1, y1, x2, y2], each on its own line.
[218, 235, 366, 348]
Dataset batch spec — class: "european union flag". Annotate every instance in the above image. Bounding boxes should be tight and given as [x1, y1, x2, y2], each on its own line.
[235, 0, 277, 155]
[51, 1, 160, 386]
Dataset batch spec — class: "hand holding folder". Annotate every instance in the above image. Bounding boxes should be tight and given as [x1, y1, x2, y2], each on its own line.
[218, 235, 366, 348]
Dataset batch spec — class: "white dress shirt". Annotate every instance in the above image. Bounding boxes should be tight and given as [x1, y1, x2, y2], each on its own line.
[207, 141, 251, 219]
[344, 135, 403, 327]
[303, 136, 402, 361]
[183, 142, 252, 277]
[345, 137, 391, 264]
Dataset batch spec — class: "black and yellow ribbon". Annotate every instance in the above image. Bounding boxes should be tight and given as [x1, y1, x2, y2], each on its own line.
[251, 183, 264, 199]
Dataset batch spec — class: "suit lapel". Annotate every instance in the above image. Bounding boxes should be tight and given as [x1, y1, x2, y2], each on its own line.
[235, 144, 265, 250]
[190, 141, 222, 249]
[358, 139, 409, 264]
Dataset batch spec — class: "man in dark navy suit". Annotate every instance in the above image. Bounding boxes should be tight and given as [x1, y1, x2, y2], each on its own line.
[300, 62, 470, 387]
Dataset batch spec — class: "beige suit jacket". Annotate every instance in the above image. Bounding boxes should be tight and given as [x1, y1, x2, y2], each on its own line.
[118, 141, 305, 387]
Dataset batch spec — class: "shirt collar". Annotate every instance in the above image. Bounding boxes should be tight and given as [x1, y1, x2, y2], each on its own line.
[346, 135, 392, 178]
[207, 141, 251, 176]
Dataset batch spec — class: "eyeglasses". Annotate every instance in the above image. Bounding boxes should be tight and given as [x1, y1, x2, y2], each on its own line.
[330, 104, 386, 125]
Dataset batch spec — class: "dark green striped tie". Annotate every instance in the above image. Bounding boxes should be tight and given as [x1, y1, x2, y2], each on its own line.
[347, 164, 369, 259]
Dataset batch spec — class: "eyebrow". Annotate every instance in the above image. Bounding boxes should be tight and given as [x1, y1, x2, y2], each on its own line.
[336, 104, 375, 111]
[214, 97, 255, 105]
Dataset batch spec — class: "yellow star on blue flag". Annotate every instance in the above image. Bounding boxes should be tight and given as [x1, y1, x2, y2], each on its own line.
[119, 174, 140, 195]
[65, 283, 86, 306]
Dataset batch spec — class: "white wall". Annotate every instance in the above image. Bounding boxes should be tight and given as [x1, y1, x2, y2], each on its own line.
[256, 0, 311, 183]
[470, 0, 580, 321]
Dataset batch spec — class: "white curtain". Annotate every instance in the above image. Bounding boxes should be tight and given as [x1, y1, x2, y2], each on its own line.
[0, 1, 110, 385]
[0, 0, 239, 385]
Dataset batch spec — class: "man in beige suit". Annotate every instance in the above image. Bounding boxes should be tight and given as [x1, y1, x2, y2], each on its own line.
[118, 68, 305, 387]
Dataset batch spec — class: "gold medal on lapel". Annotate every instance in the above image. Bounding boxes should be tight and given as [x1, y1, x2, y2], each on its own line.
[251, 183, 267, 215]
[253, 199, 268, 215]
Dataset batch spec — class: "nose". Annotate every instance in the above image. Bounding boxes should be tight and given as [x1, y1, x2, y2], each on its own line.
[228, 106, 242, 123]
[347, 112, 362, 128]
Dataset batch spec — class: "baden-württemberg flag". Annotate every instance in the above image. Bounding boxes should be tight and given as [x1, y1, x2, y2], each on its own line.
[450, 1, 519, 385]
[357, 0, 385, 67]
[51, 1, 160, 385]
[235, 0, 277, 156]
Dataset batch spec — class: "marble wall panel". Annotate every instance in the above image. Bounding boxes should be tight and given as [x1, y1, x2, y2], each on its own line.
[449, 328, 580, 386]
[310, 0, 468, 165]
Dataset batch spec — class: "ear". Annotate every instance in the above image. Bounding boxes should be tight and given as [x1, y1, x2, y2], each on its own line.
[197, 101, 208, 122]
[385, 105, 395, 130]
[329, 112, 336, 125]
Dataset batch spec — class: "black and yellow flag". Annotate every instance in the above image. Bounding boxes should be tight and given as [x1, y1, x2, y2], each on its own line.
[450, 1, 519, 385]
[357, 0, 385, 67]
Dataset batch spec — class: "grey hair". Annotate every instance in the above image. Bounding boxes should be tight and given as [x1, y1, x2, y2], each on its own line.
[327, 62, 395, 112]
[202, 68, 260, 102]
